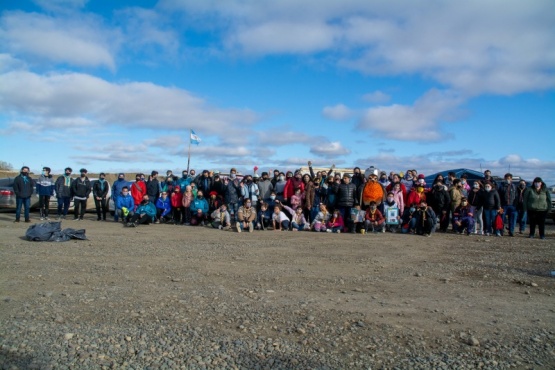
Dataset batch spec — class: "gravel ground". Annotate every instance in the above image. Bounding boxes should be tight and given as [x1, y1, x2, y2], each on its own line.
[1, 212, 554, 369]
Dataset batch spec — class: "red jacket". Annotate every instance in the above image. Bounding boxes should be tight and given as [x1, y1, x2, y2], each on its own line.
[407, 189, 426, 207]
[171, 191, 183, 208]
[284, 178, 305, 200]
[365, 209, 385, 224]
[131, 181, 147, 206]
[326, 214, 344, 229]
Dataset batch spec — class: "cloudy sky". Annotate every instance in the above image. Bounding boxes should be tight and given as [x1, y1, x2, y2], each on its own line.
[1, 0, 554, 183]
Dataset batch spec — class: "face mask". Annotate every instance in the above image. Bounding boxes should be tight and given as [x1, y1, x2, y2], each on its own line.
[409, 207, 416, 213]
[198, 195, 203, 199]
[66, 172, 71, 176]
[370, 206, 377, 210]
[41, 171, 46, 176]
[279, 176, 285, 181]
[122, 191, 129, 195]
[81, 173, 86, 178]
[118, 177, 124, 180]
[461, 202, 468, 206]
[461, 180, 466, 184]
[142, 199, 149, 204]
[246, 203, 251, 207]
[100, 177, 105, 181]
[473, 184, 479, 189]
[21, 171, 29, 176]
[387, 197, 394, 202]
[182, 173, 188, 178]
[519, 184, 525, 188]
[485, 186, 492, 192]
[230, 174, 236, 179]
[535, 182, 541, 188]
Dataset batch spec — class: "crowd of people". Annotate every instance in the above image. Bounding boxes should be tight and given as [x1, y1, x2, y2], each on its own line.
[11, 163, 552, 239]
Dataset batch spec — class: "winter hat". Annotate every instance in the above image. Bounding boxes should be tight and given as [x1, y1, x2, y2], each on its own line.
[417, 174, 425, 179]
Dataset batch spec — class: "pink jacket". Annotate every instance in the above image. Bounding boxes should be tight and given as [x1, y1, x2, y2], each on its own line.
[392, 189, 405, 214]
[181, 192, 193, 208]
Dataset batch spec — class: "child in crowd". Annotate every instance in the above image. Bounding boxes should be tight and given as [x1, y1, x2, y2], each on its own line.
[170, 186, 183, 225]
[181, 185, 193, 225]
[494, 208, 504, 237]
[211, 204, 231, 230]
[257, 202, 272, 230]
[272, 204, 290, 231]
[284, 205, 308, 231]
[311, 203, 331, 232]
[350, 205, 366, 233]
[365, 201, 385, 233]
[453, 197, 475, 235]
[155, 191, 172, 223]
[326, 209, 344, 233]
[383, 192, 400, 232]
[400, 204, 418, 234]
[290, 187, 303, 211]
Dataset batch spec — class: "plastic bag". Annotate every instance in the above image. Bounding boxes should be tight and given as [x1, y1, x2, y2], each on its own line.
[25, 221, 62, 241]
[25, 222, 87, 242]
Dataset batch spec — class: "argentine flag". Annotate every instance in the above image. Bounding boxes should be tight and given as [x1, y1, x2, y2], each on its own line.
[190, 130, 201, 145]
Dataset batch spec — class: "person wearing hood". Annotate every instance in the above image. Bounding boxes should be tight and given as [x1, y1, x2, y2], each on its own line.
[190, 190, 209, 226]
[36, 166, 55, 220]
[71, 168, 92, 221]
[112, 173, 130, 222]
[351, 167, 365, 190]
[13, 166, 35, 223]
[92, 172, 109, 221]
[524, 177, 551, 240]
[55, 167, 74, 219]
[211, 172, 226, 198]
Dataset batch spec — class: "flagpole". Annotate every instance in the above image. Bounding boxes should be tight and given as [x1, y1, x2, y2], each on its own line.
[187, 129, 191, 173]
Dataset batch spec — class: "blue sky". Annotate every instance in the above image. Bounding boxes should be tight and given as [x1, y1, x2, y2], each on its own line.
[1, 0, 554, 183]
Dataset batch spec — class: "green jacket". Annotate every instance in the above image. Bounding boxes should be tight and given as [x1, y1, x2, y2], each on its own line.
[523, 187, 552, 212]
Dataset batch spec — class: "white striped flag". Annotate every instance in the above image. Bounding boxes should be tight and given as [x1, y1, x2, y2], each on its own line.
[190, 130, 201, 145]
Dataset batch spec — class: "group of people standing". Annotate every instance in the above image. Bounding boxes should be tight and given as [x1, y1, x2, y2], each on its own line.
[10, 164, 552, 239]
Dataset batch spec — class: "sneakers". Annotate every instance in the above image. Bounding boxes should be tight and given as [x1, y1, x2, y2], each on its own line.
[40, 217, 45, 221]
[14, 219, 20, 223]
[236, 222, 242, 233]
[154, 220, 160, 224]
[336, 230, 341, 234]
[326, 229, 332, 233]
[249, 222, 254, 233]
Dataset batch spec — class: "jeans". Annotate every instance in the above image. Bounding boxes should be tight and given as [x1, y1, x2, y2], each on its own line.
[483, 209, 497, 234]
[502, 205, 517, 233]
[337, 206, 353, 232]
[57, 197, 71, 216]
[291, 222, 306, 231]
[454, 216, 475, 234]
[516, 209, 527, 233]
[15, 197, 31, 221]
[472, 206, 483, 233]
[94, 197, 108, 220]
[74, 199, 87, 219]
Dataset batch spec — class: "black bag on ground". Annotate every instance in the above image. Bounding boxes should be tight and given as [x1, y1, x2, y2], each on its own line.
[49, 228, 88, 242]
[25, 222, 87, 242]
[25, 221, 62, 241]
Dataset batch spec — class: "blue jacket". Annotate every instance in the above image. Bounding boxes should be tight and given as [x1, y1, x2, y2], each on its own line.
[136, 201, 157, 219]
[36, 175, 55, 196]
[177, 176, 193, 190]
[116, 194, 135, 211]
[190, 197, 209, 214]
[155, 196, 172, 217]
[112, 178, 131, 200]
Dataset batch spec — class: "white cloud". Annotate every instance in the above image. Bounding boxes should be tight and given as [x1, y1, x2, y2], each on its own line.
[0, 69, 259, 135]
[358, 89, 464, 141]
[362, 91, 391, 104]
[322, 104, 353, 121]
[162, 0, 555, 96]
[256, 130, 313, 146]
[0, 11, 117, 69]
[310, 141, 350, 158]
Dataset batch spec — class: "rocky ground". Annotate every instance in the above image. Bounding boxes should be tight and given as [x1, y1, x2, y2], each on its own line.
[0, 211, 554, 369]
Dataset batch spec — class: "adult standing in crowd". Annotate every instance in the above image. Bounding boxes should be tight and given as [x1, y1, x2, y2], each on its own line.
[333, 173, 358, 233]
[131, 174, 146, 211]
[93, 172, 109, 221]
[524, 177, 551, 240]
[13, 166, 35, 223]
[36, 166, 55, 220]
[514, 179, 528, 234]
[55, 167, 73, 219]
[147, 171, 160, 204]
[71, 168, 92, 221]
[497, 173, 518, 236]
[482, 181, 501, 236]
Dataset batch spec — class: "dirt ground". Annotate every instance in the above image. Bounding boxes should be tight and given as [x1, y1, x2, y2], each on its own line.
[1, 211, 554, 369]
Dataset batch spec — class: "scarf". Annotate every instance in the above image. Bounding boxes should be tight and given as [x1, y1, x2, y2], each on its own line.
[64, 175, 71, 187]
[99, 179, 106, 191]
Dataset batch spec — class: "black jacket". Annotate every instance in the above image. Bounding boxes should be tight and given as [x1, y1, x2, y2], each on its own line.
[333, 182, 358, 207]
[482, 190, 500, 210]
[71, 177, 92, 198]
[467, 189, 484, 208]
[195, 176, 213, 195]
[146, 178, 160, 198]
[497, 182, 516, 207]
[429, 186, 451, 212]
[93, 180, 109, 199]
[13, 174, 35, 198]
